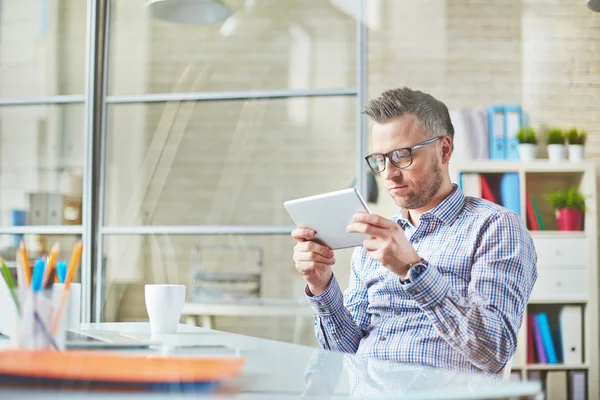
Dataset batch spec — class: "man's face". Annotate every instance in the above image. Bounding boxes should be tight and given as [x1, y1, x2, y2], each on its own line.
[370, 115, 445, 210]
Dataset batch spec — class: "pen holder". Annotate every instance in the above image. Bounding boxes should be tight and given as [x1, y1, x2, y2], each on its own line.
[11, 288, 69, 351]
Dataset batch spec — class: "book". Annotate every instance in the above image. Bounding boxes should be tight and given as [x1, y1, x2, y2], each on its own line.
[532, 314, 547, 364]
[527, 313, 536, 363]
[537, 312, 558, 364]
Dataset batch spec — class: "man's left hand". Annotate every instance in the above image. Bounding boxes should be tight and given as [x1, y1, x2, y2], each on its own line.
[347, 212, 421, 279]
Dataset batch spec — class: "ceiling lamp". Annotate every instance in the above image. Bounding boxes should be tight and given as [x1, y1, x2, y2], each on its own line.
[147, 0, 231, 25]
[589, 0, 600, 12]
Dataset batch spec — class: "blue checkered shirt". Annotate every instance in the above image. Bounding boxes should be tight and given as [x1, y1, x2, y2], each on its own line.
[305, 186, 537, 374]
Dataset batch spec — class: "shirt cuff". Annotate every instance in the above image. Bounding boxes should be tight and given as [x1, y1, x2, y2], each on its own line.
[305, 274, 344, 316]
[402, 261, 451, 308]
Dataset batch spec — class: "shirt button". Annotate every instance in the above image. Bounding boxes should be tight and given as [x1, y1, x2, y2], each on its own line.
[395, 311, 401, 316]
[413, 238, 419, 244]
[380, 336, 387, 342]
[319, 308, 326, 312]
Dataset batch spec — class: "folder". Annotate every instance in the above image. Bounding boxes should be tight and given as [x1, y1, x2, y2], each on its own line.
[488, 108, 506, 160]
[532, 314, 547, 364]
[537, 312, 558, 364]
[487, 105, 524, 160]
[526, 194, 539, 231]
[568, 371, 586, 400]
[505, 106, 522, 160]
[500, 173, 520, 215]
[558, 306, 583, 365]
[546, 371, 568, 400]
[480, 175, 497, 203]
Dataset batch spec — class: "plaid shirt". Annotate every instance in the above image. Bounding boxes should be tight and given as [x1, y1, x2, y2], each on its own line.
[306, 185, 537, 374]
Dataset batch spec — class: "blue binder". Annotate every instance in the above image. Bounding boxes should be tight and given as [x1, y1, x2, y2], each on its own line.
[488, 105, 526, 160]
[536, 312, 558, 364]
[500, 173, 520, 216]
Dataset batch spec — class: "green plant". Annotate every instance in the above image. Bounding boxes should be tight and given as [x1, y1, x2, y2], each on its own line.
[566, 127, 588, 145]
[516, 126, 537, 144]
[547, 128, 565, 145]
[545, 188, 587, 212]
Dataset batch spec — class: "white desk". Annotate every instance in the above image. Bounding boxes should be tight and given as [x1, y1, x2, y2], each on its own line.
[0, 323, 542, 399]
[181, 298, 314, 344]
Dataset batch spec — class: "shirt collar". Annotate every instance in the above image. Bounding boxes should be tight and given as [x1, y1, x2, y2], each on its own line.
[393, 184, 465, 229]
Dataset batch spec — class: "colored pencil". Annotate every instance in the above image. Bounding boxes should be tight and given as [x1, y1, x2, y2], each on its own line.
[42, 243, 60, 288]
[0, 258, 20, 313]
[18, 241, 32, 287]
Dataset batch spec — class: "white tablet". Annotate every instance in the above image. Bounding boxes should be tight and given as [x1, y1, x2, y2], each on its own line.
[284, 188, 371, 250]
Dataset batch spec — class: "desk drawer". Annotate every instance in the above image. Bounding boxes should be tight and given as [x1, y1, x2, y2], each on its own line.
[530, 267, 587, 301]
[533, 237, 587, 267]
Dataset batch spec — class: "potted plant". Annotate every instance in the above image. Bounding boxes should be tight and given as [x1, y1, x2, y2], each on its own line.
[546, 128, 566, 162]
[516, 126, 537, 161]
[566, 127, 587, 162]
[545, 188, 586, 231]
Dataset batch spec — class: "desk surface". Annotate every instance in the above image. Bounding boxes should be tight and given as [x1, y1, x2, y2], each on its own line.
[0, 322, 541, 399]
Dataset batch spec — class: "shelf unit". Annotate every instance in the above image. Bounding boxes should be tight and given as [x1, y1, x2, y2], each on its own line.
[451, 160, 598, 399]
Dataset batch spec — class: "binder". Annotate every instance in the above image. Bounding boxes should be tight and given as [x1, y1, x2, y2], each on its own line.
[487, 105, 524, 160]
[558, 306, 583, 365]
[28, 193, 48, 225]
[505, 105, 522, 160]
[568, 371, 586, 400]
[525, 194, 539, 231]
[488, 108, 506, 160]
[500, 173, 520, 215]
[532, 315, 547, 364]
[537, 312, 558, 364]
[546, 371, 568, 400]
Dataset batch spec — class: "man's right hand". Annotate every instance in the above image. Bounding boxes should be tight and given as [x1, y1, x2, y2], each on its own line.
[292, 228, 336, 296]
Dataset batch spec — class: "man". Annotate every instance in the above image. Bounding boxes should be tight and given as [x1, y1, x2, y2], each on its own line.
[292, 87, 537, 374]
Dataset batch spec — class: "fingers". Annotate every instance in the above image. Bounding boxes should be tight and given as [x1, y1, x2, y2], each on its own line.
[291, 227, 316, 242]
[362, 238, 379, 251]
[346, 221, 386, 238]
[351, 212, 393, 229]
[294, 251, 336, 265]
[296, 261, 334, 276]
[294, 240, 334, 259]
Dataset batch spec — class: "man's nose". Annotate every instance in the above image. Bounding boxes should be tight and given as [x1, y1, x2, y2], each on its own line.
[381, 157, 402, 180]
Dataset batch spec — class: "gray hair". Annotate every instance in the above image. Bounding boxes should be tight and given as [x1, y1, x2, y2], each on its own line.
[363, 87, 454, 143]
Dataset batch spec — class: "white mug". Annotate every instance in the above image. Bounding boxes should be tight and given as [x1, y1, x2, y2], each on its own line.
[145, 284, 186, 334]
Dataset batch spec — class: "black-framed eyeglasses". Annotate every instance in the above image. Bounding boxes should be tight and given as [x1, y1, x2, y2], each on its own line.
[365, 136, 444, 173]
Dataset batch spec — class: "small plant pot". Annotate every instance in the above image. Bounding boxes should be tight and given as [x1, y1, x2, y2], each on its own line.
[547, 144, 566, 162]
[518, 144, 537, 161]
[556, 208, 584, 231]
[568, 145, 584, 162]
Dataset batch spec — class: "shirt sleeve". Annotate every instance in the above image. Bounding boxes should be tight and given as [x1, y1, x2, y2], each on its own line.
[402, 211, 538, 374]
[305, 247, 370, 353]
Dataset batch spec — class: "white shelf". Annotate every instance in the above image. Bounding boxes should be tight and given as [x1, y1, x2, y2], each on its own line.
[528, 298, 588, 304]
[526, 364, 589, 371]
[528, 231, 586, 239]
[453, 160, 592, 173]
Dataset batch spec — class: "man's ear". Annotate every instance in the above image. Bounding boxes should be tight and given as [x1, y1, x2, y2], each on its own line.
[440, 136, 453, 164]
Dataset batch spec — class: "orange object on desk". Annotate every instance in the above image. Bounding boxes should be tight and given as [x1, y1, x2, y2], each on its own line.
[0, 350, 245, 383]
